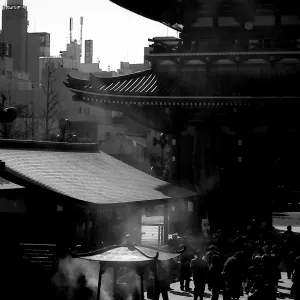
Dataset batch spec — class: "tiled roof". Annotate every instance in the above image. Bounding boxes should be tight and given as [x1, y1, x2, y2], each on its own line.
[65, 69, 299, 107]
[0, 177, 24, 190]
[0, 140, 196, 204]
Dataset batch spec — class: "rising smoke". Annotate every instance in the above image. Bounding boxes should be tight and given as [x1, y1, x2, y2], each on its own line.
[52, 256, 143, 300]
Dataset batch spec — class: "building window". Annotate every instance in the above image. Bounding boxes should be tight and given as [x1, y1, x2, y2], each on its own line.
[79, 107, 82, 114]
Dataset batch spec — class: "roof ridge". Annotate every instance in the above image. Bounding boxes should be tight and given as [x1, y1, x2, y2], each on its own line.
[91, 69, 152, 80]
[122, 133, 145, 138]
[0, 139, 99, 152]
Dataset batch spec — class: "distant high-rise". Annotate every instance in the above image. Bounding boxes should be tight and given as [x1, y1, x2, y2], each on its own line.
[85, 40, 93, 64]
[31, 32, 51, 57]
[2, 0, 28, 72]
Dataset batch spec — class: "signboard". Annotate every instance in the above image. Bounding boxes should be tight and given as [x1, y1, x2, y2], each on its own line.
[85, 40, 93, 64]
[0, 43, 12, 57]
[33, 32, 50, 57]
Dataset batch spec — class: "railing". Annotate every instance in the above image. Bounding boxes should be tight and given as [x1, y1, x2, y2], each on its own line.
[20, 243, 58, 274]
[141, 223, 164, 246]
[148, 39, 300, 56]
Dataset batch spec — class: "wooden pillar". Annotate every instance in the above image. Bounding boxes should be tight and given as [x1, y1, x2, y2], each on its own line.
[163, 202, 169, 244]
[136, 264, 145, 300]
[97, 263, 107, 300]
[153, 260, 158, 300]
[140, 272, 144, 300]
[97, 265, 102, 300]
[113, 266, 117, 299]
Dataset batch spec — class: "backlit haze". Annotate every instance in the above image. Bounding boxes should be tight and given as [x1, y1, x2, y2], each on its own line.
[0, 0, 178, 71]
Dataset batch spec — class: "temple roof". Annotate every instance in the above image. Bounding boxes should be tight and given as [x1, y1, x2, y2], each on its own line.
[65, 68, 300, 108]
[0, 140, 196, 205]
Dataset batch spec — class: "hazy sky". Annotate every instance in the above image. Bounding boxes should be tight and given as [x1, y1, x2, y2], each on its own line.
[1, 0, 178, 71]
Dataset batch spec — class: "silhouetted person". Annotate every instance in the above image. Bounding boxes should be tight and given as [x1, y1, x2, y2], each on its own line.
[283, 225, 296, 250]
[205, 245, 221, 266]
[73, 275, 94, 300]
[286, 249, 296, 279]
[208, 254, 223, 300]
[191, 250, 209, 300]
[223, 251, 244, 300]
[245, 255, 262, 294]
[167, 234, 180, 250]
[154, 262, 170, 300]
[291, 256, 300, 299]
[180, 246, 193, 291]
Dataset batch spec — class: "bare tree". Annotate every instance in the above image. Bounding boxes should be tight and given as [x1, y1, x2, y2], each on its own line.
[40, 61, 61, 140]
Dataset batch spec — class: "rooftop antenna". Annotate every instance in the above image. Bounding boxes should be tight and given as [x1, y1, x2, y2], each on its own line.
[69, 17, 73, 44]
[80, 17, 83, 60]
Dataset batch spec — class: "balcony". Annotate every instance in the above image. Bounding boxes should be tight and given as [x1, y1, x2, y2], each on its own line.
[146, 38, 300, 58]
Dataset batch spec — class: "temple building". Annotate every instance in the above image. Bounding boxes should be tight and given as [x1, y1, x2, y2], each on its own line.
[65, 0, 300, 231]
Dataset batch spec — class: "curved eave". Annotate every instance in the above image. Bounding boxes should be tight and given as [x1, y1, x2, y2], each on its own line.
[70, 89, 300, 108]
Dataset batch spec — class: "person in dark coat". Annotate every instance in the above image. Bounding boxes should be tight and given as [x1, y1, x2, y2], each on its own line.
[180, 247, 193, 291]
[291, 256, 300, 299]
[154, 262, 170, 300]
[208, 254, 223, 300]
[191, 250, 209, 300]
[223, 251, 244, 300]
[245, 255, 262, 294]
[286, 249, 296, 279]
[73, 275, 95, 300]
[205, 245, 221, 266]
[283, 225, 295, 243]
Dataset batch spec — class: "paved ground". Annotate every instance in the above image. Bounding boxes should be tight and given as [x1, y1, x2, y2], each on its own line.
[149, 272, 292, 300]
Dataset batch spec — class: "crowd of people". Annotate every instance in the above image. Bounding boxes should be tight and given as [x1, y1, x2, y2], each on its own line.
[152, 224, 300, 300]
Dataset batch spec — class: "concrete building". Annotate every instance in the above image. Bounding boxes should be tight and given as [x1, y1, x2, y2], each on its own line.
[1, 0, 28, 72]
[79, 63, 101, 74]
[1, 1, 41, 85]
[27, 33, 40, 84]
[117, 61, 149, 75]
[59, 41, 81, 70]
[84, 40, 93, 64]
[30, 32, 50, 57]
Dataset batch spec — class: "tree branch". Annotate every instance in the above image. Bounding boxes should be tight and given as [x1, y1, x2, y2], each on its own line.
[49, 118, 57, 131]
[49, 109, 59, 121]
[42, 85, 47, 95]
[48, 99, 59, 109]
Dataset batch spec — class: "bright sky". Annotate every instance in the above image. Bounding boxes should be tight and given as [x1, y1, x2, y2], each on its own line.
[0, 0, 178, 71]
